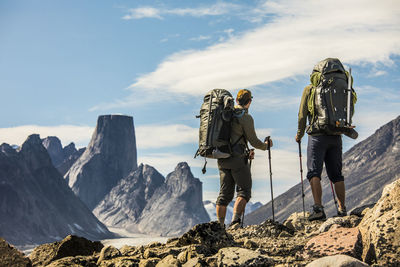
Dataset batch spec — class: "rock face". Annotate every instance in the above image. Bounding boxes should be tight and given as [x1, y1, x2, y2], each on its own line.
[246, 115, 400, 224]
[42, 136, 85, 175]
[93, 164, 165, 227]
[358, 177, 400, 265]
[136, 162, 210, 236]
[65, 115, 138, 210]
[0, 134, 112, 246]
[0, 238, 31, 267]
[94, 162, 210, 236]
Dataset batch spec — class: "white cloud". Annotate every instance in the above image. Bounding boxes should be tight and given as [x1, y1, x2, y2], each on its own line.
[123, 7, 162, 20]
[0, 125, 94, 148]
[136, 124, 197, 149]
[127, 0, 400, 97]
[190, 35, 211, 42]
[123, 2, 241, 20]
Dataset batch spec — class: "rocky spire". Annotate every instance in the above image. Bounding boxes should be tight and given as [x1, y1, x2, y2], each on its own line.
[65, 115, 138, 210]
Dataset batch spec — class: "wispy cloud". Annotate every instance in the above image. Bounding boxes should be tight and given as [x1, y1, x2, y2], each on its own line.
[190, 35, 212, 42]
[122, 2, 242, 20]
[126, 0, 399, 97]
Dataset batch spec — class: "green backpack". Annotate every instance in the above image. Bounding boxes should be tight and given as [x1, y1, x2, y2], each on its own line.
[307, 58, 357, 135]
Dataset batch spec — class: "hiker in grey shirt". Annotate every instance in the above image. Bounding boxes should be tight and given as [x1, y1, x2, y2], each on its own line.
[216, 89, 272, 227]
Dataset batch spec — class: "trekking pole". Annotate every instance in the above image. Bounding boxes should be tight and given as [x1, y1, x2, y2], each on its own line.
[346, 67, 352, 126]
[265, 136, 275, 221]
[298, 141, 306, 219]
[242, 148, 255, 228]
[330, 181, 338, 213]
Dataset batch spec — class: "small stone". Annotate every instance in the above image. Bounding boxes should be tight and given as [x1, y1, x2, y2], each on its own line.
[97, 245, 121, 264]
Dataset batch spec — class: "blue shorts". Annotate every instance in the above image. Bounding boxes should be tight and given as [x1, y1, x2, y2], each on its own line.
[306, 135, 344, 183]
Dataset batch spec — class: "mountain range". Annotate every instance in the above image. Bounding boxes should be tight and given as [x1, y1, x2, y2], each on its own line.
[0, 135, 112, 246]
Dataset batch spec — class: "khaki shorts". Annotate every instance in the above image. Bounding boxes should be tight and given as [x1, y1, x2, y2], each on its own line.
[216, 156, 252, 206]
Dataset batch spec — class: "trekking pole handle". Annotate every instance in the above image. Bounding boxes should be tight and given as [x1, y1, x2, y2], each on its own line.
[298, 141, 302, 158]
[264, 136, 271, 150]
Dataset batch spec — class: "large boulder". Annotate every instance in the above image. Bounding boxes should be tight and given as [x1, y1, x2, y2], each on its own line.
[306, 254, 368, 267]
[358, 177, 400, 265]
[303, 225, 363, 260]
[29, 235, 103, 266]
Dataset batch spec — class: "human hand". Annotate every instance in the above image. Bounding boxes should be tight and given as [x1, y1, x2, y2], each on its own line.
[249, 149, 255, 160]
[295, 134, 301, 143]
[264, 136, 273, 149]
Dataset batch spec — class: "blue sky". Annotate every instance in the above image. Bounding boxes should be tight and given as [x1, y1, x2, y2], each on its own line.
[1, 0, 400, 204]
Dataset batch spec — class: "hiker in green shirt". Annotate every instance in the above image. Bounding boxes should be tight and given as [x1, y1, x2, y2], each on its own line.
[295, 58, 350, 221]
[216, 89, 272, 227]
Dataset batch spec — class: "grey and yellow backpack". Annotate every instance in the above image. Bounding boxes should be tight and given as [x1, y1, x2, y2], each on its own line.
[306, 58, 357, 137]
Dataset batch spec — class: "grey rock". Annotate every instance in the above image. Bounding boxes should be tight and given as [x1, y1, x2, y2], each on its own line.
[245, 115, 400, 224]
[97, 245, 121, 264]
[94, 164, 165, 228]
[216, 247, 273, 267]
[0, 134, 112, 246]
[306, 254, 369, 267]
[136, 163, 210, 236]
[65, 115, 138, 210]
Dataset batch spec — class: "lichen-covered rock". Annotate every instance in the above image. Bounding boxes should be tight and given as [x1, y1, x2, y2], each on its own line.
[305, 254, 369, 267]
[216, 247, 274, 266]
[139, 257, 160, 267]
[177, 222, 234, 255]
[29, 235, 103, 266]
[318, 216, 362, 233]
[155, 254, 179, 267]
[303, 225, 362, 260]
[46, 256, 97, 267]
[358, 178, 400, 265]
[0, 238, 31, 267]
[350, 204, 376, 217]
[97, 245, 121, 264]
[283, 212, 309, 231]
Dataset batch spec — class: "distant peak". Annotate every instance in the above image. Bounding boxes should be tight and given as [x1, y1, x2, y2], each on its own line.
[24, 134, 42, 146]
[176, 162, 190, 170]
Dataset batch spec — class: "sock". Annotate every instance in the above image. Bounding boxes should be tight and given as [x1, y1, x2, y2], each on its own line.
[232, 212, 241, 222]
[217, 216, 225, 226]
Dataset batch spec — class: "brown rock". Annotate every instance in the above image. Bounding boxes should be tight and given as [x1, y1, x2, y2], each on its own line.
[0, 238, 31, 267]
[97, 245, 121, 264]
[216, 247, 273, 266]
[156, 255, 179, 267]
[305, 254, 369, 267]
[358, 178, 400, 266]
[303, 225, 363, 260]
[46, 255, 97, 267]
[139, 257, 160, 267]
[29, 235, 103, 266]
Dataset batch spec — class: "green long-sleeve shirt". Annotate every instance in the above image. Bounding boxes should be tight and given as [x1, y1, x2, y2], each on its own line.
[297, 85, 313, 139]
[231, 105, 267, 151]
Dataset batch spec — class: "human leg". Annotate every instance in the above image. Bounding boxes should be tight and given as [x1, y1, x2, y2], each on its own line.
[325, 136, 346, 214]
[216, 164, 235, 226]
[231, 158, 251, 224]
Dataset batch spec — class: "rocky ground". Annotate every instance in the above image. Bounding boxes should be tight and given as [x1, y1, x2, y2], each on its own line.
[2, 178, 400, 267]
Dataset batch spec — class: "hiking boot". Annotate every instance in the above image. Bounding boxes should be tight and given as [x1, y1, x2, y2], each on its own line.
[308, 205, 326, 221]
[337, 206, 347, 217]
[228, 218, 241, 229]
